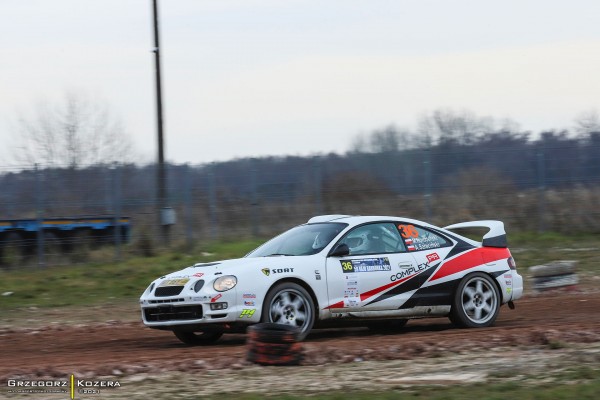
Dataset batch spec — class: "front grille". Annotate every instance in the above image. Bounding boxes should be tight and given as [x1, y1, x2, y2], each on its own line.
[144, 305, 203, 322]
[154, 286, 184, 297]
[149, 298, 184, 304]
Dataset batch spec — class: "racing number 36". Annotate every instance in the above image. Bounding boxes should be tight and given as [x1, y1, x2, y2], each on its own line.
[398, 224, 419, 239]
[341, 261, 353, 271]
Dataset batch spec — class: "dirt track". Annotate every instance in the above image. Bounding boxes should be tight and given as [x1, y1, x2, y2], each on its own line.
[2, 289, 600, 382]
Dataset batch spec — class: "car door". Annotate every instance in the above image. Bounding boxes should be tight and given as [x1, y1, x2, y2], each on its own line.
[325, 222, 420, 312]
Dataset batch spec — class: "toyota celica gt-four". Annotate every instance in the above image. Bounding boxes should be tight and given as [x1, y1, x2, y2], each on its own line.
[140, 215, 524, 344]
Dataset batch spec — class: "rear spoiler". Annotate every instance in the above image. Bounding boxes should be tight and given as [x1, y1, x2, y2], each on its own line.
[443, 220, 507, 248]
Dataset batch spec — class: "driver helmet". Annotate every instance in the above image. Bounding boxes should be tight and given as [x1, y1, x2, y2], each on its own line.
[345, 232, 371, 253]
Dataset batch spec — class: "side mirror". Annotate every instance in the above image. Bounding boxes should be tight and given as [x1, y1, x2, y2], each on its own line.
[329, 243, 350, 257]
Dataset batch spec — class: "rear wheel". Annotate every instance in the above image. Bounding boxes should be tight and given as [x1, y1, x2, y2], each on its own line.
[451, 272, 500, 328]
[173, 329, 223, 345]
[262, 282, 315, 341]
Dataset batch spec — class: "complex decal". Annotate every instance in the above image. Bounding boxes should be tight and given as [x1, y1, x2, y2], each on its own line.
[390, 262, 430, 282]
[340, 258, 391, 273]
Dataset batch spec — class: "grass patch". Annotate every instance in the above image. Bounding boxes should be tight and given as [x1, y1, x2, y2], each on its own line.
[165, 374, 600, 400]
[0, 234, 598, 311]
[509, 232, 599, 273]
[0, 238, 264, 310]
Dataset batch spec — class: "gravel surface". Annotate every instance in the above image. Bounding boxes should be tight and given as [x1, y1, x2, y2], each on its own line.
[1, 290, 600, 399]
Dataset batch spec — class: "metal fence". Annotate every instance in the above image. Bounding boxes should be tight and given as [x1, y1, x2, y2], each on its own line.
[1, 143, 599, 267]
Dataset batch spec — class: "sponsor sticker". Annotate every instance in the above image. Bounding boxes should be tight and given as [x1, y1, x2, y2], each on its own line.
[242, 293, 256, 299]
[193, 272, 204, 278]
[262, 267, 295, 276]
[426, 252, 440, 263]
[239, 309, 256, 318]
[340, 258, 391, 273]
[343, 273, 360, 307]
[159, 278, 189, 287]
[244, 300, 255, 306]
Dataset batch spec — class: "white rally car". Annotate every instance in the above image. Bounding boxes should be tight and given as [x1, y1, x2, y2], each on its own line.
[140, 215, 524, 344]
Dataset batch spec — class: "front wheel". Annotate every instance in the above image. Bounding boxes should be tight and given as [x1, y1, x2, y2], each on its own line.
[173, 329, 223, 345]
[262, 282, 315, 341]
[450, 272, 500, 328]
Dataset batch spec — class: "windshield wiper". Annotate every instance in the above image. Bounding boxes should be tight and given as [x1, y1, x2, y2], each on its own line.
[265, 253, 292, 257]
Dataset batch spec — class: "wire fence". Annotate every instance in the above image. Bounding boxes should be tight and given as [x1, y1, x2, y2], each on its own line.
[0, 142, 599, 268]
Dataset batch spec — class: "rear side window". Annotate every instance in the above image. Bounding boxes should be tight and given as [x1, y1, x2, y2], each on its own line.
[396, 224, 451, 252]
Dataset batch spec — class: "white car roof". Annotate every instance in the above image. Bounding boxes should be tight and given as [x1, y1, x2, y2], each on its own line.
[307, 214, 437, 228]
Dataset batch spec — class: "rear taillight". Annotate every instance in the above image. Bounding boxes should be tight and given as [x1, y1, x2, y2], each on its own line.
[508, 257, 517, 270]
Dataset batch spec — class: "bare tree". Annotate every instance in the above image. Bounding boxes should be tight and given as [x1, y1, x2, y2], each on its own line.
[574, 109, 600, 136]
[348, 125, 413, 153]
[12, 92, 133, 167]
[417, 109, 494, 147]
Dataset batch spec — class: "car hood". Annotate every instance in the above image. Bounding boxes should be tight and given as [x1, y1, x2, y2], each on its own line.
[160, 256, 299, 280]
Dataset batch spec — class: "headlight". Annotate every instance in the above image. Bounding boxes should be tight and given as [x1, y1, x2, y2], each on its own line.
[213, 275, 237, 292]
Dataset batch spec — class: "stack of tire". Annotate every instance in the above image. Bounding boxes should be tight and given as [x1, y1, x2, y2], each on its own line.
[529, 260, 578, 291]
[246, 323, 303, 366]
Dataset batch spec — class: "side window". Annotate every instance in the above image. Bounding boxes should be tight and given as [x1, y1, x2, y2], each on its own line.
[396, 223, 451, 252]
[339, 222, 406, 255]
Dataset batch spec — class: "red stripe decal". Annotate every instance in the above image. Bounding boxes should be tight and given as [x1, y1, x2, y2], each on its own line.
[324, 301, 344, 309]
[324, 273, 417, 309]
[430, 247, 510, 281]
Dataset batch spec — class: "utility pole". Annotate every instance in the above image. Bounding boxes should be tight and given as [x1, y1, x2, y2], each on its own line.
[152, 0, 170, 244]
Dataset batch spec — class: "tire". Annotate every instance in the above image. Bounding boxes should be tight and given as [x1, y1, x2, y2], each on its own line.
[248, 322, 300, 343]
[246, 348, 303, 366]
[173, 329, 223, 345]
[529, 261, 577, 278]
[367, 319, 408, 333]
[450, 272, 500, 328]
[261, 282, 315, 341]
[532, 273, 579, 290]
[246, 323, 304, 365]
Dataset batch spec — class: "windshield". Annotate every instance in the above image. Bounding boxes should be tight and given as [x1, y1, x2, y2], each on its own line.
[246, 223, 348, 257]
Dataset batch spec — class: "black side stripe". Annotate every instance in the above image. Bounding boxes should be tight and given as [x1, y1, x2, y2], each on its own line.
[364, 264, 438, 306]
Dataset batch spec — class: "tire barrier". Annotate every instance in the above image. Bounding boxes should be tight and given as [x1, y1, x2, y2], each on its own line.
[529, 260, 578, 291]
[246, 323, 303, 366]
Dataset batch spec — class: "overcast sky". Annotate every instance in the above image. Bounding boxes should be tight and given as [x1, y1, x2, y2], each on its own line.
[1, 0, 599, 164]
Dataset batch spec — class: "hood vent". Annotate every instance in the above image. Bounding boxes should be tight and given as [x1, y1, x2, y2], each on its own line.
[193, 262, 221, 268]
